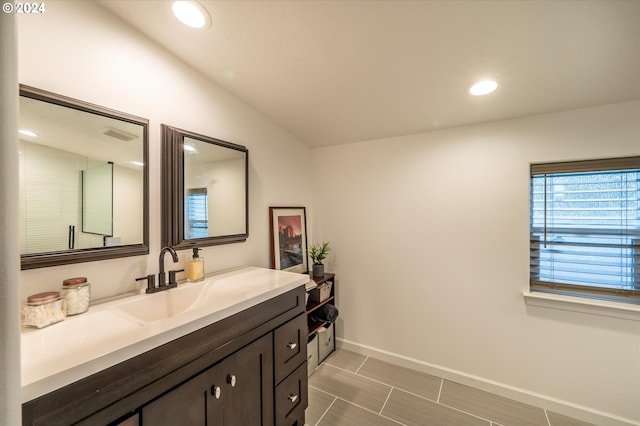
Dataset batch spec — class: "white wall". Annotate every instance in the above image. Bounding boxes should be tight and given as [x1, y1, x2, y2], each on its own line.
[185, 157, 245, 236]
[17, 1, 313, 301]
[1, 8, 21, 426]
[207, 158, 245, 236]
[312, 101, 640, 424]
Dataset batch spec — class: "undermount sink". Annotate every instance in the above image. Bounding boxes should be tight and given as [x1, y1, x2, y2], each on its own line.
[113, 268, 282, 323]
[115, 282, 205, 323]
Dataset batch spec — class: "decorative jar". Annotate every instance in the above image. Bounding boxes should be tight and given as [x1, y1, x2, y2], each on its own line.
[60, 276, 91, 315]
[22, 292, 66, 328]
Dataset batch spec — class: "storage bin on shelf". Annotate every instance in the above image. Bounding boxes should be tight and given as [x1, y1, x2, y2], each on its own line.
[307, 334, 319, 375]
[305, 279, 316, 306]
[318, 322, 335, 362]
[309, 281, 332, 303]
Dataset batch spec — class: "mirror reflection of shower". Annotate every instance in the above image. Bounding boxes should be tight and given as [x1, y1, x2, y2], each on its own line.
[83, 162, 114, 237]
[19, 92, 144, 255]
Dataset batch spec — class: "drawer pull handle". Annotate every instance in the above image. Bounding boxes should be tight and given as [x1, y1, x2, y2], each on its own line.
[288, 394, 298, 403]
[211, 385, 221, 399]
[227, 374, 237, 387]
[287, 342, 297, 350]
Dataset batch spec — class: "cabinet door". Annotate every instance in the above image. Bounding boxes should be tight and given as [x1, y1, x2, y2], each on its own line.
[142, 334, 273, 426]
[110, 412, 140, 426]
[223, 334, 274, 425]
[142, 369, 212, 425]
[206, 361, 227, 425]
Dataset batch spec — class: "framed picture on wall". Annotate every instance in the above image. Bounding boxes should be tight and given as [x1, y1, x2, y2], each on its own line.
[269, 206, 308, 273]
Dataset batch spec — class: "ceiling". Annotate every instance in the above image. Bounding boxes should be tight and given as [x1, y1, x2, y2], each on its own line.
[99, 0, 640, 148]
[20, 95, 144, 168]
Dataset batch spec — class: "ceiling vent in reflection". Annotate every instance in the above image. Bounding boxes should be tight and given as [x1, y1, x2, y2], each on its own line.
[102, 126, 138, 142]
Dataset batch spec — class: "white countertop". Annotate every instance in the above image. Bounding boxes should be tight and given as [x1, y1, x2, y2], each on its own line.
[21, 267, 309, 403]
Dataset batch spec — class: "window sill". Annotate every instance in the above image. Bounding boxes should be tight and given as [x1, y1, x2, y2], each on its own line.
[523, 291, 640, 322]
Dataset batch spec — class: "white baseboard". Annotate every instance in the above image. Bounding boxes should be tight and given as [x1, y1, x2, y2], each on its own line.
[336, 338, 639, 426]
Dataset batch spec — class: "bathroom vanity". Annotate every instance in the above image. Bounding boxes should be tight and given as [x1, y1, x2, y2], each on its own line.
[21, 267, 309, 426]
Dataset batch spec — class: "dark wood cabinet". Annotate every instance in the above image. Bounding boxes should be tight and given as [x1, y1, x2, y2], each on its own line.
[23, 286, 307, 426]
[142, 333, 273, 425]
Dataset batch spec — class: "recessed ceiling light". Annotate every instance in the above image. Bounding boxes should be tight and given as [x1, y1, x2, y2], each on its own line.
[19, 129, 38, 137]
[184, 144, 197, 153]
[172, 1, 211, 29]
[469, 80, 498, 96]
[130, 161, 144, 167]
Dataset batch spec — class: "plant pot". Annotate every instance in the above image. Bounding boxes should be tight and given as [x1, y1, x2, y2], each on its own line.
[312, 263, 324, 278]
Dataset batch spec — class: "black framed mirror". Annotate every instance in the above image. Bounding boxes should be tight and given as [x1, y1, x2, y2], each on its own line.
[161, 124, 248, 249]
[19, 85, 149, 269]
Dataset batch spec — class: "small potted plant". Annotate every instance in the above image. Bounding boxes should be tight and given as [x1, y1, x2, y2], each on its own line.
[308, 241, 331, 278]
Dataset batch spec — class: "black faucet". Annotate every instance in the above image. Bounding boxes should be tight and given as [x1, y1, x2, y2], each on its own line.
[158, 246, 181, 288]
[136, 247, 183, 294]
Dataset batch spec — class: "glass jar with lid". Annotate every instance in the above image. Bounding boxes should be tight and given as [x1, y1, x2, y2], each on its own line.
[60, 277, 91, 315]
[22, 291, 66, 328]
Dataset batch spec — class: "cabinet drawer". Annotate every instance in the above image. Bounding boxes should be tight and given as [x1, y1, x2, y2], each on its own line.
[275, 362, 308, 426]
[318, 323, 334, 362]
[274, 313, 306, 383]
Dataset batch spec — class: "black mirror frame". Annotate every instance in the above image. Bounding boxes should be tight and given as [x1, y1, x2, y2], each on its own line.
[19, 85, 150, 270]
[161, 124, 249, 250]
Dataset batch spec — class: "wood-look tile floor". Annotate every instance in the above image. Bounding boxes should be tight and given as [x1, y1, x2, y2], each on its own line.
[305, 349, 594, 426]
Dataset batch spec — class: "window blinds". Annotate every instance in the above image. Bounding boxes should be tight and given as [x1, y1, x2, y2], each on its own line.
[530, 157, 640, 302]
[185, 188, 208, 239]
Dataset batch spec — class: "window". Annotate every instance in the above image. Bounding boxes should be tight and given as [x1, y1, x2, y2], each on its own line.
[185, 188, 208, 239]
[530, 157, 640, 303]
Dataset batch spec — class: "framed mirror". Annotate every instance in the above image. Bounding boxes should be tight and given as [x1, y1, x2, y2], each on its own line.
[161, 125, 248, 249]
[19, 85, 149, 269]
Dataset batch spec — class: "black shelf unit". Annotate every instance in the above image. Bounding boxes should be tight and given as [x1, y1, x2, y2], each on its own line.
[306, 273, 335, 335]
[306, 273, 336, 370]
